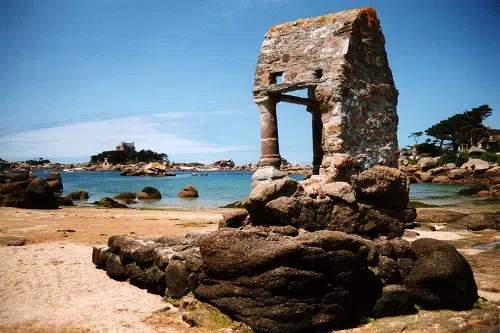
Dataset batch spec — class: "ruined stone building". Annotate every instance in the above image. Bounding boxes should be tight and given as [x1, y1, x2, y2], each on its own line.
[253, 8, 399, 175]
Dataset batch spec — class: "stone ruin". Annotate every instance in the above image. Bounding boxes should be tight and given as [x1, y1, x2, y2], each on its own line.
[92, 8, 478, 333]
[253, 7, 399, 175]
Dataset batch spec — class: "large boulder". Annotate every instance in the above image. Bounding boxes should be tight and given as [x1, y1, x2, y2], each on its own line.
[418, 157, 438, 171]
[458, 184, 489, 196]
[448, 169, 468, 180]
[114, 192, 137, 200]
[468, 146, 486, 155]
[96, 197, 127, 208]
[322, 181, 356, 203]
[351, 166, 409, 210]
[484, 166, 500, 178]
[251, 166, 286, 182]
[460, 159, 490, 172]
[25, 178, 58, 209]
[414, 171, 433, 183]
[45, 172, 63, 193]
[212, 159, 235, 169]
[415, 209, 467, 223]
[45, 172, 61, 181]
[67, 190, 89, 200]
[453, 213, 499, 231]
[372, 284, 418, 318]
[178, 185, 199, 198]
[165, 260, 190, 298]
[0, 180, 30, 194]
[329, 203, 405, 239]
[195, 229, 381, 333]
[138, 187, 161, 199]
[403, 238, 478, 310]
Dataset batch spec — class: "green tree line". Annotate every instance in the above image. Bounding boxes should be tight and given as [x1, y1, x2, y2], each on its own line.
[90, 148, 169, 164]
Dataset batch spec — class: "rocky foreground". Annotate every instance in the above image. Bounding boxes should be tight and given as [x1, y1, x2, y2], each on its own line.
[90, 165, 500, 333]
[0, 203, 498, 333]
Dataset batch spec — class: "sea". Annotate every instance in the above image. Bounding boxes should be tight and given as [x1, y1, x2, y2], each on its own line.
[34, 170, 491, 209]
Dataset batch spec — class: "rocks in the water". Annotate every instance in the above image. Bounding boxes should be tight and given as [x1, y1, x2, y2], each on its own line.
[57, 196, 74, 206]
[138, 187, 161, 199]
[403, 238, 478, 310]
[195, 229, 381, 333]
[351, 166, 409, 210]
[458, 184, 489, 196]
[251, 166, 286, 182]
[67, 190, 89, 201]
[322, 181, 357, 203]
[178, 185, 199, 198]
[96, 197, 127, 208]
[45, 172, 63, 193]
[211, 159, 235, 169]
[113, 192, 137, 200]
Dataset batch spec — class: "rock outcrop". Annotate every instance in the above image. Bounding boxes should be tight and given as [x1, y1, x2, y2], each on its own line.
[137, 187, 162, 200]
[95, 197, 128, 208]
[0, 175, 58, 209]
[67, 190, 89, 201]
[211, 159, 235, 169]
[93, 230, 479, 333]
[178, 185, 199, 198]
[238, 166, 411, 239]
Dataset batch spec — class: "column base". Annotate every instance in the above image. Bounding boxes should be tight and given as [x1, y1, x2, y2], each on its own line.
[259, 156, 282, 169]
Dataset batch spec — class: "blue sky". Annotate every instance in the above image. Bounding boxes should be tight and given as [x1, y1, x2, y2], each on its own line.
[1, 0, 498, 164]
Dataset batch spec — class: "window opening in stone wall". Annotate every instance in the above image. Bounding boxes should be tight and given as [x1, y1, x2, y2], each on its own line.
[314, 69, 323, 79]
[270, 72, 284, 84]
[286, 88, 308, 98]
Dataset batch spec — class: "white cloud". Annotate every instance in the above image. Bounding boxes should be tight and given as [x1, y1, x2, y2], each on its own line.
[0, 114, 253, 161]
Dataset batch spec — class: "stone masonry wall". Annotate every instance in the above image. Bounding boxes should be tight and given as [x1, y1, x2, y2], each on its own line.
[253, 8, 399, 173]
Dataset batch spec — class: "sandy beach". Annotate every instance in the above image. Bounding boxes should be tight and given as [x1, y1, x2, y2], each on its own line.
[0, 207, 223, 333]
[0, 205, 499, 333]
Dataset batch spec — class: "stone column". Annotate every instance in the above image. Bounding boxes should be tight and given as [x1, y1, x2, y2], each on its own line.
[255, 96, 281, 168]
[309, 106, 323, 175]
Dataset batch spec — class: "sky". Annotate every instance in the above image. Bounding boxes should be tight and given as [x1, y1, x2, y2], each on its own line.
[1, 0, 499, 164]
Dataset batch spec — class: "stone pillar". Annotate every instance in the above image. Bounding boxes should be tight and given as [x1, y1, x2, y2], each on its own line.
[255, 96, 281, 168]
[309, 106, 323, 175]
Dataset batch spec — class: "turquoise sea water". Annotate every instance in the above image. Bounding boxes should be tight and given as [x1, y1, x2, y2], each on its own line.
[34, 170, 489, 209]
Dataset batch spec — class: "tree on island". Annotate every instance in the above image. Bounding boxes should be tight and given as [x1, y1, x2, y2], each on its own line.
[425, 105, 493, 152]
[90, 148, 169, 165]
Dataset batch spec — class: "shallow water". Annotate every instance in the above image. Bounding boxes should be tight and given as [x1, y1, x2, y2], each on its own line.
[34, 170, 490, 209]
[472, 241, 500, 250]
